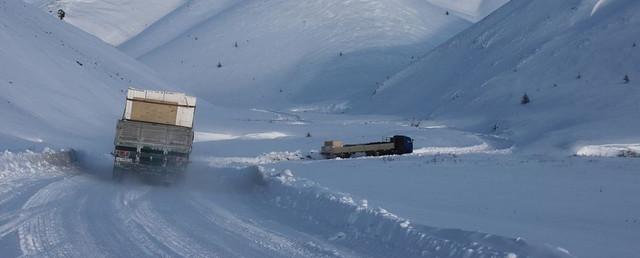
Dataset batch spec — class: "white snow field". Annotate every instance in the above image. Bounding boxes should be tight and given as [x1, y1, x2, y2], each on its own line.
[0, 0, 174, 152]
[24, 0, 510, 49]
[122, 0, 472, 107]
[426, 0, 510, 22]
[189, 109, 640, 258]
[363, 0, 640, 154]
[23, 0, 187, 46]
[2, 0, 640, 257]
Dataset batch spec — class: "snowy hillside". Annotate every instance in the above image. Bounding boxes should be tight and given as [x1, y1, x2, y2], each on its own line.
[23, 0, 511, 109]
[427, 0, 509, 22]
[23, 0, 510, 49]
[366, 0, 640, 153]
[121, 0, 471, 107]
[0, 0, 172, 151]
[24, 0, 187, 46]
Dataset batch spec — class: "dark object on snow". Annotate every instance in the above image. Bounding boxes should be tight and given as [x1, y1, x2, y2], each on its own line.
[217, 62, 222, 68]
[618, 150, 640, 158]
[306, 132, 312, 138]
[521, 93, 530, 105]
[624, 74, 630, 84]
[57, 9, 65, 20]
[446, 11, 450, 15]
[339, 52, 343, 57]
[76, 60, 83, 66]
[576, 73, 582, 79]
[321, 135, 413, 159]
[234, 41, 238, 48]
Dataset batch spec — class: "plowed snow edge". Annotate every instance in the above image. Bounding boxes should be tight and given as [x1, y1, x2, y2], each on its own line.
[255, 166, 572, 258]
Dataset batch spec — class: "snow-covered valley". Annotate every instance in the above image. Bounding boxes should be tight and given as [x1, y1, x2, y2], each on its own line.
[2, 0, 640, 257]
[2, 109, 639, 257]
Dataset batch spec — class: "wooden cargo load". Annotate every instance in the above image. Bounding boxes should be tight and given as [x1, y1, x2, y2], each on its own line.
[123, 88, 196, 128]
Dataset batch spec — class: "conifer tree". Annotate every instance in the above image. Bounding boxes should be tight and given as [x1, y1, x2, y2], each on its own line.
[521, 93, 530, 105]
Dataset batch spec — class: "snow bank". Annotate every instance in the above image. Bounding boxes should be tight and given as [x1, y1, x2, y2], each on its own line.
[194, 131, 289, 143]
[0, 149, 75, 179]
[203, 152, 304, 168]
[576, 144, 640, 157]
[255, 166, 570, 258]
[413, 143, 512, 156]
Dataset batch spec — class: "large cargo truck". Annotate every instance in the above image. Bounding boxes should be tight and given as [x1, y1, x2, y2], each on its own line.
[112, 88, 196, 183]
[321, 135, 413, 159]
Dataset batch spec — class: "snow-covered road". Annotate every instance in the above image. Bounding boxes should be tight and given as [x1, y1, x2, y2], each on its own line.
[0, 149, 569, 258]
[0, 165, 357, 257]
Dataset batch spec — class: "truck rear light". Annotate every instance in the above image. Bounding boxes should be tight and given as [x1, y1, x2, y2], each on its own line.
[116, 150, 130, 157]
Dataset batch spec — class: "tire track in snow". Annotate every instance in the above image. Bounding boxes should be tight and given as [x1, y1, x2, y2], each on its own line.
[18, 209, 70, 257]
[20, 176, 84, 210]
[130, 200, 221, 257]
[0, 179, 60, 239]
[107, 185, 173, 257]
[187, 192, 339, 258]
[16, 176, 104, 257]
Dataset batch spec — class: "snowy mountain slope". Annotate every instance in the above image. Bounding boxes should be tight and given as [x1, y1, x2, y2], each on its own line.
[426, 0, 509, 22]
[119, 0, 241, 58]
[0, 0, 173, 151]
[364, 0, 640, 153]
[24, 0, 187, 46]
[23, 0, 509, 49]
[123, 0, 471, 107]
[119, 0, 509, 58]
[23, 0, 510, 108]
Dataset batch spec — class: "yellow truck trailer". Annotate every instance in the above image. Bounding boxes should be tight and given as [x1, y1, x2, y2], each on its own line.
[321, 135, 413, 159]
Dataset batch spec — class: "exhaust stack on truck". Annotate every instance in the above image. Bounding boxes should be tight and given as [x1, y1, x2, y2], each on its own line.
[112, 88, 196, 183]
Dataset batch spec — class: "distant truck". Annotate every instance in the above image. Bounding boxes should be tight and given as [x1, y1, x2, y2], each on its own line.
[112, 88, 196, 183]
[321, 135, 413, 159]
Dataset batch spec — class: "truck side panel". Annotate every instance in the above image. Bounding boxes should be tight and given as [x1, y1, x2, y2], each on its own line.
[321, 135, 413, 158]
[333, 143, 395, 154]
[115, 120, 193, 153]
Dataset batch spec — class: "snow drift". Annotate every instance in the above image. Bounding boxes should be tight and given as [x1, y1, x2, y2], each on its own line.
[255, 166, 571, 258]
[0, 149, 75, 180]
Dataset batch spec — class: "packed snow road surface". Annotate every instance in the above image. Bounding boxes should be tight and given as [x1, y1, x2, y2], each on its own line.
[0, 151, 568, 258]
[0, 160, 352, 257]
